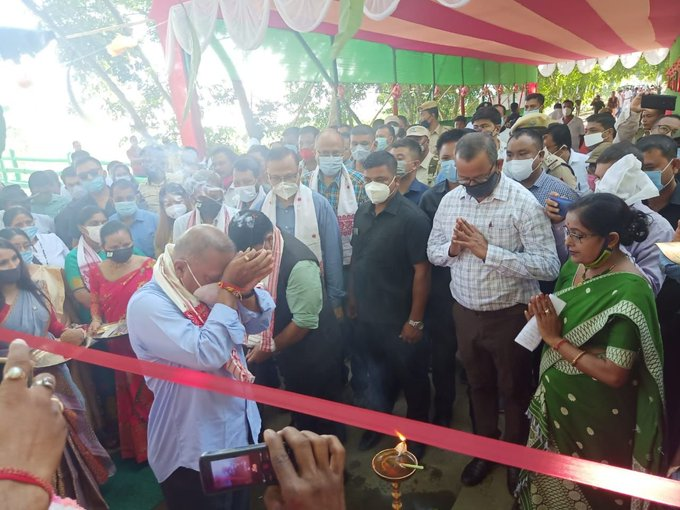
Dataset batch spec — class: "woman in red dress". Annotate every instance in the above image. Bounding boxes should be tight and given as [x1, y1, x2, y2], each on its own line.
[88, 220, 155, 463]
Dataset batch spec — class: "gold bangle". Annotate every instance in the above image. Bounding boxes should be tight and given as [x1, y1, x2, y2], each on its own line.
[570, 350, 586, 366]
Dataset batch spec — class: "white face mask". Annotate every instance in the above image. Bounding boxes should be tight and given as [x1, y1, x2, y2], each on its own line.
[503, 157, 536, 182]
[365, 178, 395, 205]
[165, 203, 187, 219]
[235, 185, 258, 204]
[564, 107, 573, 116]
[273, 181, 298, 200]
[584, 132, 604, 148]
[84, 225, 102, 244]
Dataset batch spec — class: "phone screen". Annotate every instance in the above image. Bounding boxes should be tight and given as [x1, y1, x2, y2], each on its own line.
[199, 443, 279, 494]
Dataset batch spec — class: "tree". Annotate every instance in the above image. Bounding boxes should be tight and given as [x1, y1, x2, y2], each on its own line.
[538, 58, 667, 106]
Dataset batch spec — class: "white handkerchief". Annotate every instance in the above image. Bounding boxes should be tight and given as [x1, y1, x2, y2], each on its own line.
[514, 294, 567, 351]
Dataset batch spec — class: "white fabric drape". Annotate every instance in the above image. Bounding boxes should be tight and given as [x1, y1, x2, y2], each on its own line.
[166, 0, 218, 76]
[364, 0, 401, 20]
[436, 0, 471, 7]
[598, 55, 618, 71]
[538, 63, 556, 77]
[557, 61, 575, 75]
[576, 58, 597, 74]
[218, 0, 270, 50]
[643, 48, 669, 65]
[620, 51, 642, 69]
[272, 0, 333, 33]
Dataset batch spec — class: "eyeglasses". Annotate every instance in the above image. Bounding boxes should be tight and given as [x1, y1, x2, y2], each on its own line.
[77, 169, 100, 181]
[268, 173, 299, 185]
[563, 226, 598, 244]
[456, 167, 495, 186]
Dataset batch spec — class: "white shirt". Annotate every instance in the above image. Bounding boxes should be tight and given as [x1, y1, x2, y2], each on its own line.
[563, 116, 585, 151]
[568, 150, 589, 196]
[32, 233, 70, 267]
[427, 173, 560, 311]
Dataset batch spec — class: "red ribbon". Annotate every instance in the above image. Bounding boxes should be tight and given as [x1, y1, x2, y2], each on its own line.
[2, 328, 679, 507]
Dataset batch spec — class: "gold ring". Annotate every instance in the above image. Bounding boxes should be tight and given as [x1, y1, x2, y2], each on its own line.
[50, 396, 64, 413]
[5, 366, 26, 381]
[544, 309, 551, 314]
[245, 255, 251, 261]
[33, 375, 56, 392]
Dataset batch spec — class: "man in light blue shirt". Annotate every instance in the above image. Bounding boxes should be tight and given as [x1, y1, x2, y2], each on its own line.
[258, 147, 345, 315]
[110, 179, 159, 257]
[127, 225, 275, 510]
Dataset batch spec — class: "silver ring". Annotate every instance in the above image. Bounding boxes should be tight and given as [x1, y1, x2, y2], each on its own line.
[33, 375, 56, 392]
[544, 309, 551, 314]
[5, 366, 26, 381]
[50, 396, 64, 413]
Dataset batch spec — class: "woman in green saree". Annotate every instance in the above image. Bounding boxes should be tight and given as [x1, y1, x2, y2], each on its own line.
[518, 193, 664, 510]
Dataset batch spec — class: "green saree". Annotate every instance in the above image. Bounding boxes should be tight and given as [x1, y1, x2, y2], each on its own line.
[518, 259, 664, 510]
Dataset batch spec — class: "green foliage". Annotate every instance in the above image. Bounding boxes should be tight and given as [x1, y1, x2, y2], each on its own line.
[283, 81, 376, 128]
[538, 58, 667, 106]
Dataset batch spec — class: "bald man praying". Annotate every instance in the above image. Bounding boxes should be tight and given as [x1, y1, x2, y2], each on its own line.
[127, 225, 275, 510]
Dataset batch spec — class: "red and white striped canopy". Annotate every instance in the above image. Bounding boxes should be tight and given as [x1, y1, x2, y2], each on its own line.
[151, 0, 680, 65]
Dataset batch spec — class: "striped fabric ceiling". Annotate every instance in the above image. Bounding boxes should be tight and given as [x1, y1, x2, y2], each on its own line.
[268, 0, 679, 65]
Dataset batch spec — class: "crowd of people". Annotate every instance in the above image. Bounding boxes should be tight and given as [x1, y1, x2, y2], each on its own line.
[0, 91, 679, 510]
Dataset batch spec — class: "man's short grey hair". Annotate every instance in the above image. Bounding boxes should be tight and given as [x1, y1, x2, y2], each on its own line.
[174, 225, 235, 261]
[455, 132, 498, 166]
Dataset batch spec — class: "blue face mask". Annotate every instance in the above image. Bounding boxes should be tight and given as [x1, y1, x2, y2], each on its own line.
[114, 200, 138, 217]
[440, 159, 458, 183]
[645, 162, 671, 191]
[318, 156, 343, 177]
[22, 225, 39, 240]
[20, 250, 34, 264]
[84, 175, 106, 193]
[375, 137, 388, 151]
[351, 144, 372, 163]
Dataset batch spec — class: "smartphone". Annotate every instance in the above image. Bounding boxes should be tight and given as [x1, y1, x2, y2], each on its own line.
[640, 94, 676, 111]
[551, 196, 574, 218]
[199, 443, 292, 494]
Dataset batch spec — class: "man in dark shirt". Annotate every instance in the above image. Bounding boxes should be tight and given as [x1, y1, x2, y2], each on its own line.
[590, 94, 605, 114]
[55, 156, 115, 247]
[390, 137, 429, 205]
[419, 129, 472, 427]
[349, 151, 431, 455]
[636, 134, 680, 457]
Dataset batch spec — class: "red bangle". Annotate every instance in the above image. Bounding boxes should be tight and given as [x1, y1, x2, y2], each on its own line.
[553, 339, 568, 351]
[218, 282, 245, 299]
[0, 468, 53, 499]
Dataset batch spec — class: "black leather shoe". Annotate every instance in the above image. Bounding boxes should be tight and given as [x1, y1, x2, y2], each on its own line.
[507, 466, 520, 495]
[460, 458, 495, 486]
[358, 431, 382, 451]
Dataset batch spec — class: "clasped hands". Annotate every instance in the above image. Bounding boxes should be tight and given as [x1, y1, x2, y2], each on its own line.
[448, 218, 488, 260]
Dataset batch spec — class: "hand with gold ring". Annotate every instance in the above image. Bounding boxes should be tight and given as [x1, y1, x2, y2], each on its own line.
[527, 294, 563, 348]
[0, 339, 67, 504]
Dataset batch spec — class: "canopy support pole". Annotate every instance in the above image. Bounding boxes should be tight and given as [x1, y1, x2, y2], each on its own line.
[293, 32, 361, 125]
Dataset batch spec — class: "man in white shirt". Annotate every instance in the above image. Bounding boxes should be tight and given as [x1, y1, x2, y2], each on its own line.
[427, 133, 559, 493]
[561, 99, 585, 150]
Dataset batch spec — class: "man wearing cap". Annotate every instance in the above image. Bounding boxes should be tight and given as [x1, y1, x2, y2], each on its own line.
[419, 101, 450, 155]
[406, 126, 438, 185]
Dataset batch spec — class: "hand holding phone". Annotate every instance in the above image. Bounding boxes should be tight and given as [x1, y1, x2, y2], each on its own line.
[263, 427, 346, 510]
[552, 196, 575, 218]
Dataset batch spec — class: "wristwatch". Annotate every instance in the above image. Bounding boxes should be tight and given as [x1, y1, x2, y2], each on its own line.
[408, 319, 424, 331]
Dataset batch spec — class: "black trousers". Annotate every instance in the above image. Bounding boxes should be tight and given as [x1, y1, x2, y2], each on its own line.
[356, 320, 431, 422]
[426, 300, 457, 421]
[160, 467, 250, 510]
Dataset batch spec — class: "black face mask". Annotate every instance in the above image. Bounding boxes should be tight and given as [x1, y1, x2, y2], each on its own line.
[106, 246, 133, 264]
[420, 120, 431, 130]
[0, 267, 21, 284]
[464, 171, 501, 200]
[197, 196, 222, 219]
